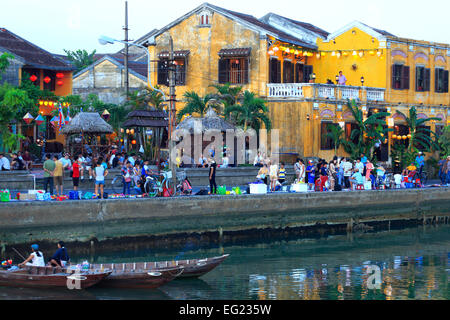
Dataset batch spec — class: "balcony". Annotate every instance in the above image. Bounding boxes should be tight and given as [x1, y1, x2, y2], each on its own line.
[266, 83, 385, 102]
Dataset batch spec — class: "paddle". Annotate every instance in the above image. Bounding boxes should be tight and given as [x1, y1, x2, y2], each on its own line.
[12, 247, 27, 261]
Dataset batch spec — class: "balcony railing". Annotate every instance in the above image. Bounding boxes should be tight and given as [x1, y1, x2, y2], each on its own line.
[266, 83, 385, 102]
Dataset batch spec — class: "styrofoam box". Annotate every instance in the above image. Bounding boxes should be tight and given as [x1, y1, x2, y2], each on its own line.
[250, 183, 267, 194]
[364, 181, 372, 190]
[291, 183, 308, 192]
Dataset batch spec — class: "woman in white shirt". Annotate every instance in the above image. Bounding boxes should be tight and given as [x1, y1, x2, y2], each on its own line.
[269, 160, 279, 192]
[18, 244, 45, 267]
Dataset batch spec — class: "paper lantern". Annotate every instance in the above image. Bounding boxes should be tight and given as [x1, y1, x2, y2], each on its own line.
[30, 75, 38, 82]
[39, 100, 44, 106]
[35, 114, 45, 126]
[23, 112, 34, 124]
[65, 116, 71, 125]
[44, 76, 51, 84]
[50, 116, 59, 127]
[131, 140, 137, 145]
[57, 80, 63, 86]
[56, 73, 64, 79]
[407, 134, 411, 139]
[402, 135, 407, 140]
[392, 134, 397, 139]
[130, 128, 135, 135]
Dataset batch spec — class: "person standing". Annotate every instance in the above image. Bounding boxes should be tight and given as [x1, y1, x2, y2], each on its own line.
[438, 157, 446, 185]
[72, 155, 81, 191]
[52, 155, 64, 197]
[121, 162, 133, 195]
[269, 160, 279, 192]
[42, 154, 55, 195]
[445, 156, 450, 186]
[415, 152, 425, 179]
[60, 153, 72, 172]
[365, 159, 374, 188]
[306, 160, 315, 190]
[328, 158, 337, 191]
[278, 162, 286, 185]
[209, 158, 217, 195]
[338, 71, 347, 85]
[94, 160, 108, 199]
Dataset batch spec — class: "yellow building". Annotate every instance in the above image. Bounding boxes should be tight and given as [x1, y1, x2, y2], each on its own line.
[147, 3, 449, 163]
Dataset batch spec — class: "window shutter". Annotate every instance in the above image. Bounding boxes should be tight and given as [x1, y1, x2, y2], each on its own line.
[218, 58, 229, 84]
[444, 70, 449, 93]
[391, 64, 396, 89]
[401, 66, 409, 90]
[243, 58, 249, 84]
[157, 60, 168, 86]
[424, 68, 430, 91]
[435, 68, 439, 92]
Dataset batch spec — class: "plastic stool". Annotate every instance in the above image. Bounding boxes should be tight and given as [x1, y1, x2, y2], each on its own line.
[356, 184, 365, 190]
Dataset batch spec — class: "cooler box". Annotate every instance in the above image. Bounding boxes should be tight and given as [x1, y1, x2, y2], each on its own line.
[291, 183, 308, 192]
[364, 181, 372, 190]
[249, 183, 267, 194]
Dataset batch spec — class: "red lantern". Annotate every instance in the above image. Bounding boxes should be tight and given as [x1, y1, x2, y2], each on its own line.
[56, 73, 64, 79]
[30, 75, 38, 82]
[44, 76, 51, 83]
[57, 80, 63, 86]
[131, 140, 137, 145]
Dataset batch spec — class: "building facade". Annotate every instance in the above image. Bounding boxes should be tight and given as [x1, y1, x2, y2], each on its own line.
[146, 3, 449, 163]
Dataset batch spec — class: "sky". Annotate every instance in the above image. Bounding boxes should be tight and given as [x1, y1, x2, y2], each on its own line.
[1, 0, 449, 55]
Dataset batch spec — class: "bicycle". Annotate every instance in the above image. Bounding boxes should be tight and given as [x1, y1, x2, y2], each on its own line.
[144, 170, 191, 197]
[111, 174, 141, 194]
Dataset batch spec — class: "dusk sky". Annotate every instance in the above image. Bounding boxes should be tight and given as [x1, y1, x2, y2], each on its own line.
[1, 0, 449, 55]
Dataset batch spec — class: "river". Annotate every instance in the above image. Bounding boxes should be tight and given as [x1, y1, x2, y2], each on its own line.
[1, 224, 448, 300]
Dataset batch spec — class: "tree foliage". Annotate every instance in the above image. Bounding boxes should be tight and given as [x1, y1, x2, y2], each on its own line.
[63, 49, 97, 74]
[177, 91, 220, 121]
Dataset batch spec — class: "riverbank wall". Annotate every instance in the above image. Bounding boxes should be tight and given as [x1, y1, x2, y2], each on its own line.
[0, 187, 449, 255]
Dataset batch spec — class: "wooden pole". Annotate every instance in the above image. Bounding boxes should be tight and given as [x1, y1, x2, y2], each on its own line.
[168, 36, 177, 193]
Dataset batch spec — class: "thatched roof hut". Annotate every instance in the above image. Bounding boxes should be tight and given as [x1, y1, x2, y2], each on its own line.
[122, 109, 168, 128]
[176, 108, 235, 134]
[61, 112, 113, 135]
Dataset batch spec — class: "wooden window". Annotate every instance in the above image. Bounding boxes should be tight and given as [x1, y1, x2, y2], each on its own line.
[295, 63, 304, 83]
[320, 122, 338, 150]
[392, 64, 409, 90]
[218, 58, 248, 84]
[157, 58, 186, 86]
[345, 122, 359, 145]
[416, 66, 430, 92]
[435, 68, 449, 93]
[303, 65, 313, 83]
[283, 61, 294, 83]
[269, 58, 281, 83]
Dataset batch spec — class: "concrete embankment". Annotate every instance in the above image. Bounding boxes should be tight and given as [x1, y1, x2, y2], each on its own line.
[0, 188, 449, 254]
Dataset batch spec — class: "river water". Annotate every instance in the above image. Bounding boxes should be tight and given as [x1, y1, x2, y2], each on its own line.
[1, 224, 449, 300]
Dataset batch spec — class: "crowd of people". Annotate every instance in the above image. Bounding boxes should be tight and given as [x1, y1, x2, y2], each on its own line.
[253, 151, 450, 192]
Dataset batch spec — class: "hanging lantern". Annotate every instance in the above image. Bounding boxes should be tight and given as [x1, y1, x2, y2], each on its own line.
[316, 53, 321, 59]
[56, 80, 63, 86]
[273, 46, 279, 52]
[402, 135, 407, 140]
[384, 139, 388, 144]
[331, 51, 336, 56]
[407, 134, 412, 139]
[126, 129, 130, 134]
[65, 115, 71, 125]
[120, 128, 124, 133]
[359, 51, 364, 57]
[30, 75, 38, 82]
[56, 73, 64, 79]
[130, 128, 135, 135]
[392, 134, 397, 139]
[268, 50, 274, 55]
[397, 136, 403, 140]
[131, 139, 137, 145]
[44, 101, 48, 106]
[352, 50, 357, 56]
[39, 100, 44, 106]
[35, 114, 45, 126]
[50, 116, 59, 127]
[342, 51, 348, 56]
[102, 109, 110, 121]
[23, 112, 34, 124]
[43, 76, 51, 84]
[369, 50, 375, 56]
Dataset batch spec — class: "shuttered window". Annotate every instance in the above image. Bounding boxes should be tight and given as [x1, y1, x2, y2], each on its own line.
[283, 61, 294, 83]
[269, 58, 281, 83]
[295, 63, 304, 83]
[392, 64, 409, 90]
[415, 66, 430, 92]
[303, 65, 313, 83]
[218, 58, 248, 84]
[435, 68, 449, 93]
[157, 59, 186, 86]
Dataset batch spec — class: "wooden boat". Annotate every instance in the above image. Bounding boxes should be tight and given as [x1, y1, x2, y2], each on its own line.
[89, 265, 184, 289]
[90, 254, 229, 280]
[0, 266, 111, 289]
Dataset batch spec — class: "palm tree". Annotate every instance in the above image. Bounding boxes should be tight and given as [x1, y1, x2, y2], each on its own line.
[326, 124, 345, 156]
[176, 91, 220, 121]
[342, 100, 391, 160]
[210, 83, 243, 108]
[395, 106, 440, 154]
[224, 90, 271, 131]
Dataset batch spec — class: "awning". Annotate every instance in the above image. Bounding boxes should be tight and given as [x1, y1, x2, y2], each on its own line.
[218, 47, 251, 58]
[158, 50, 190, 59]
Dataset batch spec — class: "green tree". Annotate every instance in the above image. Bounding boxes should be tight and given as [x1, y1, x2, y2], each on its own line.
[0, 52, 14, 81]
[177, 91, 220, 121]
[326, 124, 345, 156]
[64, 49, 97, 74]
[224, 90, 272, 131]
[341, 100, 391, 160]
[438, 125, 450, 156]
[126, 86, 165, 111]
[210, 83, 243, 108]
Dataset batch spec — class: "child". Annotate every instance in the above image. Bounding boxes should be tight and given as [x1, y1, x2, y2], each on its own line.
[93, 160, 108, 199]
[72, 155, 81, 191]
[278, 162, 286, 185]
[269, 160, 278, 192]
[306, 160, 315, 191]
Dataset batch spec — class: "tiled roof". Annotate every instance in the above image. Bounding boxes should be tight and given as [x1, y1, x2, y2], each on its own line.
[0, 28, 74, 71]
[360, 22, 395, 37]
[262, 13, 329, 38]
[112, 57, 148, 78]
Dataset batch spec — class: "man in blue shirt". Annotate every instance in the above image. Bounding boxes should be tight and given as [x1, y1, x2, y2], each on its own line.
[415, 152, 425, 178]
[49, 241, 70, 267]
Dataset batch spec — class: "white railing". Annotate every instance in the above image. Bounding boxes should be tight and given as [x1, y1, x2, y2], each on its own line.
[366, 88, 385, 101]
[340, 86, 360, 101]
[317, 84, 335, 99]
[267, 83, 304, 98]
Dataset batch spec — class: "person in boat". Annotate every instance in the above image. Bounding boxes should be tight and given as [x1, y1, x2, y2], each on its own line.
[18, 244, 45, 267]
[48, 241, 70, 267]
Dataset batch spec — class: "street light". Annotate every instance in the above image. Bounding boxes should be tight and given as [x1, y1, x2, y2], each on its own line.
[360, 76, 365, 86]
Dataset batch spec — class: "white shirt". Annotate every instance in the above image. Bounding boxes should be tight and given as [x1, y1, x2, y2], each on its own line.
[355, 162, 364, 174]
[222, 157, 229, 168]
[269, 164, 278, 177]
[27, 251, 45, 267]
[95, 166, 105, 181]
[342, 161, 353, 177]
[60, 157, 72, 168]
[0, 157, 10, 170]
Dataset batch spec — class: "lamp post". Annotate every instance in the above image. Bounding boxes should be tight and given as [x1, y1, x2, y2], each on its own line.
[360, 76, 365, 86]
